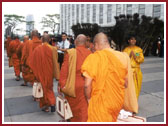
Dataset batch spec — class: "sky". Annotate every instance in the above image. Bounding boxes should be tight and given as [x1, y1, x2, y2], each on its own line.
[3, 2, 60, 35]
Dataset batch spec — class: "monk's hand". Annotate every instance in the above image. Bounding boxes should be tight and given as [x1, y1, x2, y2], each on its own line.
[57, 84, 61, 94]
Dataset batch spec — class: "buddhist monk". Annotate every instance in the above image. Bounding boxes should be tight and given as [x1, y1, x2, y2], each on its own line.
[29, 34, 60, 112]
[81, 33, 132, 122]
[9, 36, 21, 81]
[58, 34, 91, 122]
[5, 36, 12, 57]
[17, 35, 29, 86]
[21, 30, 42, 86]
[5, 36, 13, 67]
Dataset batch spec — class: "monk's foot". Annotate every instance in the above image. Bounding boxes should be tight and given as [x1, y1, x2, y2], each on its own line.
[20, 83, 28, 86]
[42, 107, 49, 112]
[51, 105, 56, 112]
[33, 98, 40, 102]
[132, 112, 136, 116]
[15, 76, 20, 81]
[35, 98, 40, 102]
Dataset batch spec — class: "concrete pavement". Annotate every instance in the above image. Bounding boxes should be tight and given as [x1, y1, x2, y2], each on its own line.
[3, 51, 165, 122]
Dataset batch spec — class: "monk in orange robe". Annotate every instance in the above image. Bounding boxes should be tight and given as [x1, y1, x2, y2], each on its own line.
[29, 34, 60, 112]
[81, 33, 131, 122]
[5, 36, 12, 57]
[21, 30, 42, 85]
[59, 34, 91, 122]
[17, 35, 29, 86]
[9, 36, 21, 81]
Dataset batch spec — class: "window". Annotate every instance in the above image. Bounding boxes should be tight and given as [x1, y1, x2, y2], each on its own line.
[65, 5, 67, 33]
[61, 5, 64, 32]
[76, 4, 79, 23]
[139, 4, 145, 16]
[87, 4, 90, 23]
[81, 4, 84, 23]
[127, 4, 132, 15]
[68, 5, 71, 34]
[72, 4, 75, 25]
[107, 4, 112, 23]
[99, 4, 103, 24]
[116, 4, 121, 16]
[92, 4, 96, 23]
[153, 4, 161, 18]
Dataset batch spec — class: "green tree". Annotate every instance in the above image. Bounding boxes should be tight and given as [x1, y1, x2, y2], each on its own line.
[40, 14, 60, 35]
[110, 13, 164, 55]
[71, 23, 99, 38]
[4, 14, 25, 37]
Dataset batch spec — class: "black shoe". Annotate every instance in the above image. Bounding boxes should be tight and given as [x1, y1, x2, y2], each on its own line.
[51, 106, 55, 112]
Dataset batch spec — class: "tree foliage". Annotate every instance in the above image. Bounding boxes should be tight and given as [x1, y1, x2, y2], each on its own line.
[4, 14, 25, 36]
[71, 23, 99, 38]
[109, 13, 164, 55]
[41, 14, 60, 34]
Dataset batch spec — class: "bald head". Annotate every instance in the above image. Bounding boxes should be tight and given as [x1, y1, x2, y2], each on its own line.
[31, 30, 39, 38]
[42, 34, 50, 43]
[75, 34, 87, 46]
[93, 32, 110, 51]
[7, 36, 11, 39]
[23, 35, 29, 42]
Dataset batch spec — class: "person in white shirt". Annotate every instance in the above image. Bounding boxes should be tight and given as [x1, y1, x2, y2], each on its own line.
[57, 32, 70, 68]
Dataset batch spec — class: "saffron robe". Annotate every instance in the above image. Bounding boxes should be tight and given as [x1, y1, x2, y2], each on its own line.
[81, 48, 129, 122]
[59, 45, 91, 122]
[29, 43, 60, 108]
[21, 37, 42, 83]
[9, 39, 21, 76]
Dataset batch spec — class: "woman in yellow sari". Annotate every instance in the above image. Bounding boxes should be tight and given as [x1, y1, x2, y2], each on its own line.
[123, 36, 144, 99]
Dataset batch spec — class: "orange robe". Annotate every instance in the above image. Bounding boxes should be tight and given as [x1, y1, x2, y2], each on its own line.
[29, 43, 60, 108]
[59, 45, 91, 122]
[6, 37, 12, 57]
[21, 37, 42, 83]
[81, 48, 129, 122]
[9, 39, 21, 76]
[17, 42, 26, 76]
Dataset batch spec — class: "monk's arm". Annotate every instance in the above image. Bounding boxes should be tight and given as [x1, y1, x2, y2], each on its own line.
[84, 77, 92, 102]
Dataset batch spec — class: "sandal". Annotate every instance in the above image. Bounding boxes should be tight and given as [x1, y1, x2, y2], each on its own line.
[42, 107, 49, 112]
[20, 83, 28, 86]
[16, 76, 20, 81]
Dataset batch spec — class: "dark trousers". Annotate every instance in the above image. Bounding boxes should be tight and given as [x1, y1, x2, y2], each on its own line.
[58, 53, 64, 69]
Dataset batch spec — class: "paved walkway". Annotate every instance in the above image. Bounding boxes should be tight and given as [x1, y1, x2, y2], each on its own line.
[3, 51, 164, 122]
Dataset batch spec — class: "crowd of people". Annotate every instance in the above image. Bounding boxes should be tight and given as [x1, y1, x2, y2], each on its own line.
[5, 30, 145, 122]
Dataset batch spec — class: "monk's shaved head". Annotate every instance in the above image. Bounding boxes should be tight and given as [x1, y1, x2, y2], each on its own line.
[94, 32, 109, 44]
[75, 34, 87, 46]
[31, 30, 39, 37]
[7, 36, 11, 38]
[23, 35, 29, 41]
[42, 34, 50, 43]
[93, 32, 110, 51]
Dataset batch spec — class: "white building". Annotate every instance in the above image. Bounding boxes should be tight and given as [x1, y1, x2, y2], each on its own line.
[60, 4, 164, 35]
[26, 14, 34, 35]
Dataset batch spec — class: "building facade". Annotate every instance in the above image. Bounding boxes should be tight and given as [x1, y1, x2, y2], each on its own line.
[26, 14, 34, 35]
[60, 4, 164, 35]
